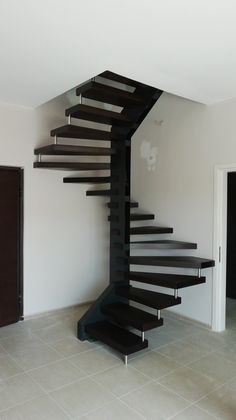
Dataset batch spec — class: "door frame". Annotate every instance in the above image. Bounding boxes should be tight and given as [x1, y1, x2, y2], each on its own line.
[0, 165, 24, 321]
[212, 163, 236, 331]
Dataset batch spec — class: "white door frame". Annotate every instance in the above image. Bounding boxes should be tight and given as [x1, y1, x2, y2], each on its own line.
[212, 163, 236, 331]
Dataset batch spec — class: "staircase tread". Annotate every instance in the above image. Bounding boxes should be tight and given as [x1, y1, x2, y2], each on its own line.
[87, 189, 115, 197]
[107, 201, 139, 208]
[117, 286, 181, 310]
[51, 124, 117, 140]
[130, 226, 173, 235]
[76, 81, 144, 107]
[86, 320, 148, 355]
[65, 104, 131, 126]
[129, 256, 215, 269]
[33, 162, 110, 171]
[34, 144, 115, 156]
[99, 70, 151, 89]
[131, 240, 197, 249]
[128, 272, 206, 289]
[103, 302, 163, 331]
[63, 176, 111, 184]
[108, 213, 154, 221]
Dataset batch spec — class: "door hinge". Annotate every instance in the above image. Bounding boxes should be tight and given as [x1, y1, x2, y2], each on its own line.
[219, 246, 221, 263]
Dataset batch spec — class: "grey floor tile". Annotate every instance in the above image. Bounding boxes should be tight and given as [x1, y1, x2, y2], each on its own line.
[130, 350, 181, 379]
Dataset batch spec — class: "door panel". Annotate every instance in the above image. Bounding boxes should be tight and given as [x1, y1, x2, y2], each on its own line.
[227, 172, 236, 299]
[0, 167, 23, 327]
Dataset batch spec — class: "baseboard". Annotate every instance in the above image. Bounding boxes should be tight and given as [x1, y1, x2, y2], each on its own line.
[23, 300, 94, 321]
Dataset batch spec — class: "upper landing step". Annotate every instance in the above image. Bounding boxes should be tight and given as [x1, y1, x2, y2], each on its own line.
[34, 144, 115, 156]
[76, 81, 144, 107]
[65, 104, 131, 127]
[99, 70, 152, 89]
[130, 256, 215, 269]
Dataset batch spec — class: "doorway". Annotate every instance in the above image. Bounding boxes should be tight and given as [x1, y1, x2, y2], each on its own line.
[0, 166, 23, 327]
[226, 172, 236, 320]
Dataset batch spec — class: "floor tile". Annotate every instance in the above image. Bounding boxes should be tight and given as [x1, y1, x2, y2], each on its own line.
[69, 347, 120, 375]
[189, 352, 236, 386]
[22, 315, 61, 332]
[215, 343, 236, 364]
[0, 395, 69, 419]
[158, 366, 219, 402]
[0, 333, 43, 355]
[79, 399, 144, 419]
[121, 381, 189, 420]
[0, 373, 44, 412]
[0, 323, 25, 339]
[197, 383, 236, 420]
[171, 404, 217, 419]
[93, 364, 150, 397]
[10, 343, 62, 371]
[50, 378, 114, 418]
[0, 344, 6, 356]
[157, 339, 210, 364]
[184, 329, 236, 352]
[0, 355, 22, 380]
[50, 337, 96, 357]
[34, 320, 75, 343]
[130, 350, 181, 379]
[28, 359, 86, 392]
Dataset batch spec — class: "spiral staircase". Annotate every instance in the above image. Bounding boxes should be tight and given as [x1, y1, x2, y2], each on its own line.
[34, 70, 214, 364]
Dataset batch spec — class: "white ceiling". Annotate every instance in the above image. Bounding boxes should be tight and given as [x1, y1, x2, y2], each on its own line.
[0, 0, 236, 107]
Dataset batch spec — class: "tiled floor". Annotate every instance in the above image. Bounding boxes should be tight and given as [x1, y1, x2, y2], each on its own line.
[1, 301, 236, 419]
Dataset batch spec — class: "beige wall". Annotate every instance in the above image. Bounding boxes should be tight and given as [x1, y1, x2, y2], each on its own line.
[132, 93, 236, 326]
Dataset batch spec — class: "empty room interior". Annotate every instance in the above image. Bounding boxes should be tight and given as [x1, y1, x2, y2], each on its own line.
[1, 1, 236, 419]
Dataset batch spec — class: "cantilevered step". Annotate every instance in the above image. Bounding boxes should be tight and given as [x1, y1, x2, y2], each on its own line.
[108, 213, 155, 222]
[63, 176, 111, 184]
[86, 320, 148, 356]
[117, 286, 181, 310]
[51, 125, 117, 141]
[102, 302, 163, 332]
[131, 240, 197, 249]
[130, 226, 173, 235]
[128, 272, 206, 289]
[65, 104, 131, 126]
[76, 81, 144, 107]
[33, 162, 110, 171]
[129, 256, 215, 269]
[107, 201, 139, 209]
[86, 189, 117, 197]
[99, 70, 149, 89]
[34, 144, 115, 156]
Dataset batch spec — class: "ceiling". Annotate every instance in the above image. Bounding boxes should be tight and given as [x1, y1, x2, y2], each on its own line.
[0, 0, 236, 107]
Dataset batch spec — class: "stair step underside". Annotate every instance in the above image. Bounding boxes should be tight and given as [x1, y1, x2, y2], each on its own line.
[129, 256, 215, 269]
[76, 81, 144, 107]
[130, 226, 173, 235]
[33, 162, 110, 171]
[65, 104, 131, 126]
[108, 213, 155, 222]
[107, 201, 139, 208]
[34, 144, 115, 156]
[131, 240, 197, 249]
[128, 272, 206, 289]
[86, 320, 148, 356]
[63, 176, 111, 184]
[50, 125, 118, 141]
[102, 302, 163, 332]
[117, 286, 181, 310]
[86, 189, 116, 197]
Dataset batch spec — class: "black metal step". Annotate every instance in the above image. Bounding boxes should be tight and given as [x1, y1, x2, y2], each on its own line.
[108, 213, 155, 222]
[65, 104, 131, 126]
[102, 302, 163, 332]
[63, 176, 111, 184]
[34, 144, 115, 156]
[51, 125, 117, 141]
[117, 286, 181, 310]
[86, 320, 148, 356]
[130, 226, 173, 235]
[86, 189, 117, 197]
[76, 81, 144, 107]
[128, 272, 206, 289]
[129, 256, 215, 269]
[131, 240, 197, 249]
[107, 201, 139, 209]
[99, 70, 148, 89]
[33, 162, 110, 171]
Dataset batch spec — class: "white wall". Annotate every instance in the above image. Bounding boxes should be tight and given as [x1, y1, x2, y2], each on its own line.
[0, 94, 109, 317]
[131, 93, 236, 327]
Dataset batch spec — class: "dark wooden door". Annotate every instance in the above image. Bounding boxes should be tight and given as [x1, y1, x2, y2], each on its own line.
[227, 172, 236, 299]
[0, 167, 23, 327]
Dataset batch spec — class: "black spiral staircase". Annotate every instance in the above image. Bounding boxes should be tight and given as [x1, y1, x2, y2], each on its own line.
[34, 70, 215, 364]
